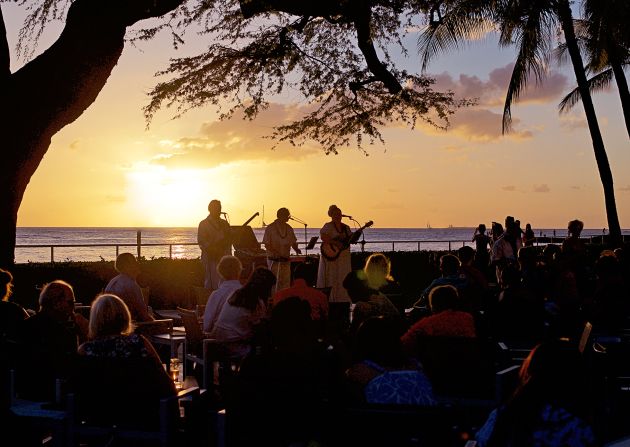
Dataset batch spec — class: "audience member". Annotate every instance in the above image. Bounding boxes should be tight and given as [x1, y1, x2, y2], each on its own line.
[75, 294, 176, 429]
[401, 285, 476, 356]
[0, 269, 29, 340]
[523, 223, 536, 247]
[472, 224, 492, 270]
[346, 316, 435, 406]
[491, 216, 522, 281]
[16, 280, 88, 400]
[272, 262, 328, 321]
[457, 246, 489, 311]
[363, 253, 400, 294]
[105, 252, 153, 322]
[343, 270, 399, 334]
[475, 339, 596, 447]
[586, 254, 630, 333]
[203, 255, 243, 332]
[209, 267, 276, 360]
[414, 254, 468, 308]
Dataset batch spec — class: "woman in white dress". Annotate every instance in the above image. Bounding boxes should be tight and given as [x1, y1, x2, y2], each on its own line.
[317, 205, 353, 302]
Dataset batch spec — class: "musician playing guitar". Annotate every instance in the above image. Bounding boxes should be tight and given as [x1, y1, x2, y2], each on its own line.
[317, 205, 372, 303]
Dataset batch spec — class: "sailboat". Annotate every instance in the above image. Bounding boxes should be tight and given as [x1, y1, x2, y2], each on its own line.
[426, 222, 432, 229]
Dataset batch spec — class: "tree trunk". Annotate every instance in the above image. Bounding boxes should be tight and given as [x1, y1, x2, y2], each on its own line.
[0, 0, 185, 269]
[611, 61, 630, 140]
[556, 1, 622, 247]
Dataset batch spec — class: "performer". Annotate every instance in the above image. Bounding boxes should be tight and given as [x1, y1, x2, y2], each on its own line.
[317, 205, 354, 302]
[263, 207, 301, 293]
[198, 199, 232, 290]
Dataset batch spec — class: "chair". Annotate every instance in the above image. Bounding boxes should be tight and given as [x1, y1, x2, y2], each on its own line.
[65, 356, 200, 447]
[315, 287, 332, 300]
[178, 307, 235, 391]
[141, 286, 151, 306]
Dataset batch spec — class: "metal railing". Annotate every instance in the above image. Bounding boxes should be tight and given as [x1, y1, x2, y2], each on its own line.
[16, 235, 614, 263]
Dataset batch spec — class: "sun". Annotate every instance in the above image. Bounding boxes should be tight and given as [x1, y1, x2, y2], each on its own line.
[126, 167, 231, 226]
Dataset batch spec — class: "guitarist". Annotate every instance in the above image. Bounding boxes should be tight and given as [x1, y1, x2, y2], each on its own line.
[317, 205, 355, 302]
[198, 199, 233, 290]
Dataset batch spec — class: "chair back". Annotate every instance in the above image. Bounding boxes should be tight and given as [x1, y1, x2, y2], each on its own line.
[178, 308, 204, 356]
[68, 355, 177, 430]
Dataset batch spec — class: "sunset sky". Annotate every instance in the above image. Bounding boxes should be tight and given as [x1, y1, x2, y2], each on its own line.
[6, 4, 630, 230]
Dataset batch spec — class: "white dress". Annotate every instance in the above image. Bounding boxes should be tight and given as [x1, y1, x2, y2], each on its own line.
[317, 221, 352, 302]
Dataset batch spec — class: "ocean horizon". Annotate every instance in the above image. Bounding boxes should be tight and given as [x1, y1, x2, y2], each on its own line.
[14, 226, 629, 264]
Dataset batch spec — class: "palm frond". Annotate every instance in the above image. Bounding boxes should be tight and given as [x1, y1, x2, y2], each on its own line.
[558, 68, 613, 113]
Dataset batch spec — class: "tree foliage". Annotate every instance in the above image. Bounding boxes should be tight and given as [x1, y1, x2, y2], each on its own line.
[136, 0, 472, 153]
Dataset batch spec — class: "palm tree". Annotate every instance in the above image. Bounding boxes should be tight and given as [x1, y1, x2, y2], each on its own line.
[419, 0, 622, 246]
[558, 0, 630, 139]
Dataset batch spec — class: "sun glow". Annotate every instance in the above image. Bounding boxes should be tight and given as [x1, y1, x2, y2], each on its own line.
[126, 167, 229, 226]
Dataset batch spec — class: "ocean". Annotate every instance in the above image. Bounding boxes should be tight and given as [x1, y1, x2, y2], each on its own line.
[15, 226, 628, 264]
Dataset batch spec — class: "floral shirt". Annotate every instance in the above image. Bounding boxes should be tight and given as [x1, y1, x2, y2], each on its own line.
[79, 333, 150, 359]
[475, 404, 596, 447]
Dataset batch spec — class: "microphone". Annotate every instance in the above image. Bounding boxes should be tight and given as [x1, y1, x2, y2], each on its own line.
[342, 214, 352, 219]
[221, 212, 228, 215]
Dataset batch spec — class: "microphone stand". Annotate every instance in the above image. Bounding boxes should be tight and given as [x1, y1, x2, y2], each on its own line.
[290, 216, 308, 256]
[349, 217, 366, 252]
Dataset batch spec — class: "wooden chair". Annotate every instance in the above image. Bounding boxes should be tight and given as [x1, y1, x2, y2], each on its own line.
[178, 307, 235, 391]
[65, 356, 200, 447]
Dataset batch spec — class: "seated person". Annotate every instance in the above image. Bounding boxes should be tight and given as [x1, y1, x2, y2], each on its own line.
[0, 268, 29, 341]
[75, 294, 175, 428]
[272, 263, 328, 322]
[105, 252, 153, 322]
[345, 316, 435, 406]
[234, 297, 336, 445]
[363, 253, 401, 295]
[16, 280, 88, 400]
[414, 254, 468, 308]
[209, 267, 276, 361]
[401, 285, 476, 356]
[203, 255, 243, 333]
[475, 339, 596, 447]
[343, 270, 399, 334]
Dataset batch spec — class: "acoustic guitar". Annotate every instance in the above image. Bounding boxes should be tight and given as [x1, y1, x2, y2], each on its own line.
[320, 220, 373, 261]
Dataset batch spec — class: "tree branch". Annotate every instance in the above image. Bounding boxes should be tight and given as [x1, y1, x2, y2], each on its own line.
[354, 4, 402, 94]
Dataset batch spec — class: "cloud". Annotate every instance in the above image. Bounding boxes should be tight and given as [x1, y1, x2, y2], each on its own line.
[447, 109, 533, 142]
[571, 186, 581, 190]
[559, 113, 587, 130]
[152, 103, 319, 169]
[620, 185, 630, 192]
[502, 185, 517, 192]
[433, 63, 569, 107]
[371, 201, 404, 210]
[533, 184, 550, 193]
[69, 140, 81, 151]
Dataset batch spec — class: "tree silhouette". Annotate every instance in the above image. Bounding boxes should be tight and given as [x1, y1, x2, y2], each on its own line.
[1, 0, 468, 267]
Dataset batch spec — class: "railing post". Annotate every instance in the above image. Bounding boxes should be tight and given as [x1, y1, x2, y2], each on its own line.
[392, 242, 395, 251]
[137, 230, 141, 259]
[417, 241, 420, 251]
[51, 246, 54, 263]
[116, 245, 119, 257]
[448, 241, 451, 251]
[169, 245, 173, 259]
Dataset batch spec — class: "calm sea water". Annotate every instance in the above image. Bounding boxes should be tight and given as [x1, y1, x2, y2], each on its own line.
[15, 226, 628, 264]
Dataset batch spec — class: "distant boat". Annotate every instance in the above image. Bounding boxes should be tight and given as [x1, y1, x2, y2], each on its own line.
[448, 224, 454, 229]
[426, 222, 432, 229]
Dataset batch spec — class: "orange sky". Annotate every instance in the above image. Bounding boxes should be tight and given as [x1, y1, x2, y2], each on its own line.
[6, 4, 630, 229]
